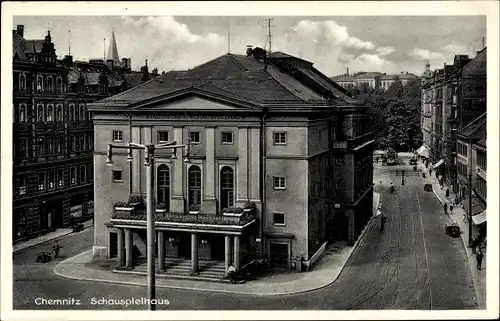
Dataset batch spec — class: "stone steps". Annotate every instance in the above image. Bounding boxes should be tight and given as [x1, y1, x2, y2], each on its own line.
[132, 257, 227, 281]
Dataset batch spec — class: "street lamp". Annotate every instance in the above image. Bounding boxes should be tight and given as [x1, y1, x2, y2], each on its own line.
[106, 140, 190, 310]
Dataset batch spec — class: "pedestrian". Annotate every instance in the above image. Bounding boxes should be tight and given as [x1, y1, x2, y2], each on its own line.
[53, 241, 61, 258]
[429, 168, 433, 176]
[446, 188, 450, 198]
[227, 264, 236, 284]
[443, 203, 448, 215]
[449, 204, 453, 213]
[476, 249, 484, 270]
[380, 214, 387, 232]
[472, 236, 477, 254]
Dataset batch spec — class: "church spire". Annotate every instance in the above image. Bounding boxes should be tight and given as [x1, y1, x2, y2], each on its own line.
[107, 29, 120, 65]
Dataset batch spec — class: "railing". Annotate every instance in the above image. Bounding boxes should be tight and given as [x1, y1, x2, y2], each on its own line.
[112, 209, 255, 226]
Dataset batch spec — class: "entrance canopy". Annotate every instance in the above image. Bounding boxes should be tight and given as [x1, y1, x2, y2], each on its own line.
[416, 146, 426, 154]
[472, 210, 487, 225]
[461, 196, 486, 216]
[432, 159, 444, 168]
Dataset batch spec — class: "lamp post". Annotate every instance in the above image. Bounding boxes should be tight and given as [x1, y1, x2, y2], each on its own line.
[106, 140, 190, 310]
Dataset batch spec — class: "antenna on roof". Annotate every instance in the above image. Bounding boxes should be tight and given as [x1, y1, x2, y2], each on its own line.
[68, 30, 71, 55]
[103, 37, 106, 60]
[267, 18, 273, 57]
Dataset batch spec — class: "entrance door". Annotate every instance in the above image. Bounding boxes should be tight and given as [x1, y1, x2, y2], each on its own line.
[269, 243, 289, 268]
[109, 232, 117, 258]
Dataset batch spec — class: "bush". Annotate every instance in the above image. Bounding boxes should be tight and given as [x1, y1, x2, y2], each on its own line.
[114, 201, 130, 208]
[189, 205, 200, 212]
[244, 202, 256, 209]
[128, 195, 143, 204]
[156, 203, 167, 210]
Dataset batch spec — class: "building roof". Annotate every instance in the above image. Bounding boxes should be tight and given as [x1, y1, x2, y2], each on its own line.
[475, 138, 486, 148]
[354, 72, 383, 79]
[122, 72, 144, 88]
[68, 61, 125, 87]
[13, 33, 45, 60]
[397, 72, 418, 79]
[457, 113, 486, 139]
[332, 74, 355, 82]
[98, 52, 360, 107]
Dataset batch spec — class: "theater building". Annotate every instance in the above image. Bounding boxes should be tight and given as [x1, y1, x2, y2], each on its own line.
[89, 47, 374, 274]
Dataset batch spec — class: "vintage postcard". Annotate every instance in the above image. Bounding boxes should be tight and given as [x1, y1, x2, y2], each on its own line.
[1, 1, 499, 320]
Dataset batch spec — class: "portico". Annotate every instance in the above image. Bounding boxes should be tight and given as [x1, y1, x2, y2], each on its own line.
[110, 213, 256, 275]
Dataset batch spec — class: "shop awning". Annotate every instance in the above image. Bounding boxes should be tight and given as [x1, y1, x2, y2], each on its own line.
[462, 196, 486, 215]
[472, 210, 487, 225]
[432, 159, 444, 168]
[416, 146, 426, 154]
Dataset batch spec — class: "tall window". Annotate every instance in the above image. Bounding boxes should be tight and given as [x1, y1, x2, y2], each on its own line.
[57, 136, 63, 154]
[48, 170, 55, 190]
[19, 74, 26, 91]
[37, 75, 43, 91]
[38, 172, 46, 191]
[79, 134, 85, 151]
[47, 105, 54, 122]
[70, 166, 77, 185]
[79, 104, 86, 120]
[19, 104, 27, 123]
[188, 165, 202, 208]
[157, 165, 170, 210]
[37, 105, 44, 122]
[19, 138, 28, 159]
[220, 166, 234, 209]
[57, 168, 64, 187]
[56, 104, 63, 121]
[56, 77, 62, 92]
[47, 137, 54, 154]
[79, 165, 87, 183]
[69, 104, 75, 121]
[37, 137, 45, 156]
[47, 77, 53, 92]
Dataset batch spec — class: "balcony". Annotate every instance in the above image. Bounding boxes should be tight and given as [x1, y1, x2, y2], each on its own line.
[423, 112, 432, 117]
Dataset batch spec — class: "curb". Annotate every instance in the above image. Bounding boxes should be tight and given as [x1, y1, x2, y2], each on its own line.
[13, 223, 94, 253]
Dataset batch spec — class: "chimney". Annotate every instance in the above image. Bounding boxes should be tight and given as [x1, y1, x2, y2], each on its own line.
[401, 71, 403, 74]
[106, 59, 114, 69]
[246, 45, 253, 56]
[121, 58, 128, 68]
[152, 68, 158, 77]
[17, 25, 24, 38]
[346, 67, 349, 75]
[63, 55, 73, 66]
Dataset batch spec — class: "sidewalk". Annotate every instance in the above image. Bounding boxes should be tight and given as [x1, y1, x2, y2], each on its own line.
[54, 194, 381, 296]
[13, 218, 94, 253]
[417, 161, 486, 309]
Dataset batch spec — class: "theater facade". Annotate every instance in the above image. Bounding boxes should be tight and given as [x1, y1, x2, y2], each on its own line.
[88, 48, 374, 274]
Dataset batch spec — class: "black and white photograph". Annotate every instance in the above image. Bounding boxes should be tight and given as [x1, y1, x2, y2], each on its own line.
[1, 1, 499, 320]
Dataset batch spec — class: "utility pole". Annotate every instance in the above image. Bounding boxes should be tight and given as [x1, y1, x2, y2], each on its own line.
[103, 38, 106, 61]
[68, 30, 71, 56]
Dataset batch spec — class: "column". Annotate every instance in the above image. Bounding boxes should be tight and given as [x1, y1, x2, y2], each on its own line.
[171, 126, 184, 212]
[224, 235, 232, 275]
[125, 228, 133, 268]
[191, 233, 198, 274]
[117, 228, 125, 267]
[202, 127, 217, 213]
[237, 127, 248, 201]
[233, 235, 240, 271]
[157, 231, 165, 271]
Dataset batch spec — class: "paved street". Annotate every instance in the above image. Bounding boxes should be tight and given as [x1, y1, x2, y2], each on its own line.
[13, 157, 477, 310]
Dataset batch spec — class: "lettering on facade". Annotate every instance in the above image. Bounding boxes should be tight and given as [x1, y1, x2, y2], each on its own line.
[145, 115, 243, 120]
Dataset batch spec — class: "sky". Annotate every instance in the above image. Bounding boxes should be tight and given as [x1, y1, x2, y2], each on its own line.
[13, 15, 486, 77]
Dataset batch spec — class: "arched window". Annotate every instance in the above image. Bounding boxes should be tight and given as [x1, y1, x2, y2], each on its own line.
[69, 104, 75, 121]
[37, 104, 44, 122]
[220, 166, 234, 209]
[157, 165, 170, 210]
[74, 104, 79, 121]
[19, 104, 26, 123]
[188, 165, 202, 208]
[37, 75, 43, 92]
[19, 74, 26, 91]
[47, 136, 54, 154]
[47, 77, 53, 92]
[47, 105, 54, 122]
